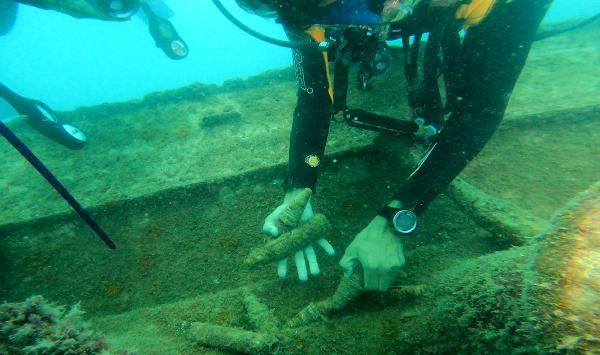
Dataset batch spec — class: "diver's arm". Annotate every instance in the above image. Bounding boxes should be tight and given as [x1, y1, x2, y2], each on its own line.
[390, 0, 552, 215]
[285, 27, 334, 192]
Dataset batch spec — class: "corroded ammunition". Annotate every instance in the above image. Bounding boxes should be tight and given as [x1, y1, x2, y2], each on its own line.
[241, 291, 281, 334]
[288, 271, 363, 328]
[278, 188, 312, 230]
[245, 213, 332, 266]
[188, 322, 279, 355]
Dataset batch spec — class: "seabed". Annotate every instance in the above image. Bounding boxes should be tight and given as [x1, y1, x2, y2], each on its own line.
[1, 23, 599, 354]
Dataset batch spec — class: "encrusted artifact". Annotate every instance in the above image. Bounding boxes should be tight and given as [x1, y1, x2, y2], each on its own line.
[245, 213, 332, 266]
[287, 271, 363, 327]
[241, 290, 281, 334]
[278, 188, 312, 230]
[188, 322, 278, 355]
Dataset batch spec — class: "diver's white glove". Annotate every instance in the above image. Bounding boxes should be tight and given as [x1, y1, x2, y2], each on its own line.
[263, 189, 335, 281]
[414, 117, 438, 143]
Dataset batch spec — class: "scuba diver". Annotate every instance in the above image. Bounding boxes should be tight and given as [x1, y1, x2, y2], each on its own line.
[0, 0, 188, 149]
[229, 0, 552, 289]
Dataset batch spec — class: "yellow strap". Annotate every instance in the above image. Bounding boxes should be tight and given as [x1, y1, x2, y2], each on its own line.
[455, 0, 497, 28]
[306, 26, 334, 102]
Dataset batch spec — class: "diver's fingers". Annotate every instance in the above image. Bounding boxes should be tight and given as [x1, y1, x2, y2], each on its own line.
[264, 223, 279, 238]
[263, 204, 287, 237]
[339, 246, 358, 277]
[300, 200, 314, 221]
[379, 267, 399, 292]
[294, 250, 308, 281]
[363, 268, 379, 290]
[277, 258, 288, 279]
[316, 238, 335, 255]
[304, 245, 320, 276]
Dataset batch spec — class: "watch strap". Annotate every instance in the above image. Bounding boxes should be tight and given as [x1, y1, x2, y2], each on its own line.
[378, 205, 399, 222]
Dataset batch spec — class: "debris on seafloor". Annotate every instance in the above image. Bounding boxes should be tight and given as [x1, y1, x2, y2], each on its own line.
[241, 289, 282, 335]
[525, 180, 600, 353]
[245, 213, 332, 266]
[287, 271, 363, 328]
[200, 110, 242, 128]
[389, 284, 427, 298]
[287, 271, 426, 328]
[445, 177, 549, 245]
[187, 322, 278, 355]
[186, 290, 282, 355]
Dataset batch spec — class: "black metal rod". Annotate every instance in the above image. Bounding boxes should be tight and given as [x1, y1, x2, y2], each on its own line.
[0, 120, 116, 249]
[344, 109, 418, 136]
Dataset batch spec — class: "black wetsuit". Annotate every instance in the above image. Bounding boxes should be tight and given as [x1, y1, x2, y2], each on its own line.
[284, 0, 552, 215]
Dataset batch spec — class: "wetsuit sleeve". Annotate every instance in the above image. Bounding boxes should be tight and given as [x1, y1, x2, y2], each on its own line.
[395, 0, 552, 214]
[285, 28, 334, 192]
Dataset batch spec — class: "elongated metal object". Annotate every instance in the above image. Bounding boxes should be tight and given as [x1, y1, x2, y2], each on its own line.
[0, 120, 116, 249]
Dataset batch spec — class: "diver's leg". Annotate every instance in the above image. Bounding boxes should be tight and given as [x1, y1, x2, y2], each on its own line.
[16, 0, 139, 20]
[0, 0, 18, 36]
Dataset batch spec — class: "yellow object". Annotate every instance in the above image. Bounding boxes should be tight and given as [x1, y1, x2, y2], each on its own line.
[305, 154, 320, 168]
[455, 0, 497, 28]
[305, 26, 334, 101]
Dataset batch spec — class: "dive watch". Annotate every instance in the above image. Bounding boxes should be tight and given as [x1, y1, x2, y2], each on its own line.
[378, 205, 417, 234]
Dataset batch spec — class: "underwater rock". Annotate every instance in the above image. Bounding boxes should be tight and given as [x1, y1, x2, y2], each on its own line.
[446, 177, 548, 245]
[245, 213, 332, 266]
[187, 322, 279, 355]
[432, 181, 600, 353]
[0, 295, 111, 354]
[525, 180, 600, 353]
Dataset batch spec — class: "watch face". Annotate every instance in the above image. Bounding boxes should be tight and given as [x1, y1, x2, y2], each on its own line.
[392, 210, 417, 234]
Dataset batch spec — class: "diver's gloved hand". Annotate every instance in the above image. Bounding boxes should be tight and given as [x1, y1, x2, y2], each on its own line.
[413, 117, 438, 144]
[263, 188, 335, 281]
[339, 215, 405, 291]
